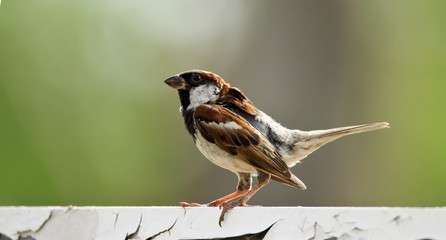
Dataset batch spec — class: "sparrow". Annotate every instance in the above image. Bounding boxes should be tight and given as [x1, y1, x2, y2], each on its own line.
[164, 70, 389, 226]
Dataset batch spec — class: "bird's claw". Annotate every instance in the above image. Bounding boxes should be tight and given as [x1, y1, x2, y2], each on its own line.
[218, 200, 247, 227]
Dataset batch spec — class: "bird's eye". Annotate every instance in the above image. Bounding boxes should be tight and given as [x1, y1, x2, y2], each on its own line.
[191, 74, 202, 82]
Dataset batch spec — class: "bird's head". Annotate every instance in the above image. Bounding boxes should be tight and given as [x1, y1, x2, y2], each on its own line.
[164, 70, 230, 111]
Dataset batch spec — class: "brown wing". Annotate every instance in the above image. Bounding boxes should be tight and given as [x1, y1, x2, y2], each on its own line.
[194, 104, 303, 187]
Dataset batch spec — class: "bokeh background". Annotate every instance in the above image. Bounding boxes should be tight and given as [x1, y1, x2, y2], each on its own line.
[1, 1, 445, 207]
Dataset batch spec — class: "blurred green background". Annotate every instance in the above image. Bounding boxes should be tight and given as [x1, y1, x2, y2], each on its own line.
[0, 1, 445, 207]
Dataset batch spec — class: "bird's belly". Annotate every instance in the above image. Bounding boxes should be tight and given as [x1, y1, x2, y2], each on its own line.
[195, 133, 257, 174]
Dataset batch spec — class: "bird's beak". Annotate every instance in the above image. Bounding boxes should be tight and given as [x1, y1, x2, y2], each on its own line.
[164, 75, 187, 90]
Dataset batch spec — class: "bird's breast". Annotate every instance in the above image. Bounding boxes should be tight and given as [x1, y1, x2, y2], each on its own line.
[194, 132, 257, 174]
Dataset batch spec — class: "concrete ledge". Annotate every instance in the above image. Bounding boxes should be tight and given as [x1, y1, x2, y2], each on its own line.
[0, 206, 445, 240]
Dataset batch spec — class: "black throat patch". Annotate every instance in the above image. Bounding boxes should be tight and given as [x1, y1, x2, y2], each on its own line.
[178, 90, 196, 138]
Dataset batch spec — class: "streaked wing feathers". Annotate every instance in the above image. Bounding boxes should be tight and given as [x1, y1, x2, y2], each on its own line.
[194, 104, 293, 182]
[220, 87, 259, 116]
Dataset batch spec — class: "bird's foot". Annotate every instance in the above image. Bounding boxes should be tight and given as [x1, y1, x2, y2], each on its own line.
[207, 200, 226, 207]
[177, 202, 208, 207]
[218, 199, 247, 226]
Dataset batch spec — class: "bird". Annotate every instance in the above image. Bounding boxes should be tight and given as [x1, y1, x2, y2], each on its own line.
[164, 70, 389, 226]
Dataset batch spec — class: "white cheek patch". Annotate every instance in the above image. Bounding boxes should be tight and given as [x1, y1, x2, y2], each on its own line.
[187, 84, 220, 110]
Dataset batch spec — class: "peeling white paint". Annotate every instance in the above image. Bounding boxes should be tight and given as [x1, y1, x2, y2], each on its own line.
[0, 207, 52, 238]
[0, 207, 445, 240]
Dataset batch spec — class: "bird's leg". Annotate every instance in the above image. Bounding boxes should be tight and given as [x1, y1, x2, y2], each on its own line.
[208, 173, 251, 207]
[207, 190, 248, 207]
[178, 173, 252, 208]
[218, 173, 270, 226]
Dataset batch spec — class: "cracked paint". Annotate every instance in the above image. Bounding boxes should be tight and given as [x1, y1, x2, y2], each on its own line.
[34, 208, 98, 240]
[124, 215, 142, 240]
[25, 211, 52, 235]
[0, 234, 12, 240]
[0, 207, 445, 240]
[114, 212, 119, 230]
[18, 237, 36, 240]
[184, 221, 275, 240]
[309, 222, 331, 240]
[146, 219, 177, 240]
[0, 207, 53, 239]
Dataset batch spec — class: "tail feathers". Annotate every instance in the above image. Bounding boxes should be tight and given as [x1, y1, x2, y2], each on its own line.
[272, 122, 389, 188]
[293, 122, 389, 160]
[308, 122, 390, 139]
